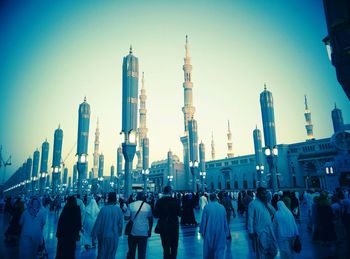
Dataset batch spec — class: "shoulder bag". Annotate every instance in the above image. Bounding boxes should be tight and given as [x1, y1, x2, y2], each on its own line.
[125, 201, 145, 236]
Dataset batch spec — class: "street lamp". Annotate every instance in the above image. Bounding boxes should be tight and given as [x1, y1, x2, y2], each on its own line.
[199, 171, 206, 192]
[264, 146, 278, 192]
[142, 169, 150, 192]
[189, 160, 199, 192]
[256, 164, 265, 187]
[167, 174, 173, 186]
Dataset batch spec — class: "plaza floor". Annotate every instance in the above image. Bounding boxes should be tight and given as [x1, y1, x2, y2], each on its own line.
[0, 203, 349, 259]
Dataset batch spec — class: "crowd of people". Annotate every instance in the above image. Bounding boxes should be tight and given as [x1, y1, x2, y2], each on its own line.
[1, 186, 350, 259]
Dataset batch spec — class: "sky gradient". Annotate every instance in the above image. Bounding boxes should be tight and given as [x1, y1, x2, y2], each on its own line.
[1, 0, 349, 182]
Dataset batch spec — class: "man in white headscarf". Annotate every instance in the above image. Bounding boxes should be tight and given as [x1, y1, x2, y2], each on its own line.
[19, 197, 46, 259]
[273, 201, 299, 259]
[248, 187, 277, 259]
[200, 193, 231, 259]
[83, 196, 100, 249]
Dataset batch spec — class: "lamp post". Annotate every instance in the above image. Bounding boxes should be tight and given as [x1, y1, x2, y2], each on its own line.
[77, 154, 88, 195]
[255, 164, 265, 187]
[167, 175, 173, 186]
[189, 160, 198, 192]
[199, 171, 206, 192]
[121, 46, 139, 200]
[122, 131, 137, 199]
[264, 146, 278, 192]
[142, 169, 150, 192]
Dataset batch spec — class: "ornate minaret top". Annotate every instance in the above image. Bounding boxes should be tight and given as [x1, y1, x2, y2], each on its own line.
[93, 118, 100, 178]
[137, 72, 148, 169]
[304, 95, 314, 141]
[227, 120, 234, 158]
[211, 131, 215, 160]
[139, 72, 148, 140]
[182, 35, 195, 133]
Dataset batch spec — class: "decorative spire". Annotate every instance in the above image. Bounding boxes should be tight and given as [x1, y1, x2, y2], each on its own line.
[334, 102, 337, 109]
[84, 96, 86, 102]
[304, 95, 314, 141]
[142, 72, 145, 89]
[185, 35, 189, 59]
[227, 120, 234, 158]
[129, 45, 133, 54]
[304, 95, 309, 110]
[264, 83, 267, 90]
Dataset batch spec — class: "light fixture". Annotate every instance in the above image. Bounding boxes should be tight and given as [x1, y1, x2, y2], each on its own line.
[272, 147, 278, 156]
[264, 149, 271, 156]
[128, 130, 136, 144]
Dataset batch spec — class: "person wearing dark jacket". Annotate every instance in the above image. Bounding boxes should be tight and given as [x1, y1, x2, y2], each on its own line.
[55, 196, 82, 259]
[154, 186, 181, 259]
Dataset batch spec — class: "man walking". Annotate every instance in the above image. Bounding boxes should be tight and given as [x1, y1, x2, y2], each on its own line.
[200, 193, 231, 259]
[154, 186, 181, 259]
[91, 192, 124, 259]
[248, 187, 277, 259]
[125, 192, 153, 259]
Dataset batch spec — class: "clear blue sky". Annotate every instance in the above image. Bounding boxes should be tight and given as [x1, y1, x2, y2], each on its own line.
[1, 0, 349, 181]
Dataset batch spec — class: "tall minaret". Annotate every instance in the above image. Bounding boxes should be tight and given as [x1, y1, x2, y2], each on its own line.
[260, 84, 277, 148]
[227, 120, 234, 158]
[332, 103, 344, 133]
[180, 35, 195, 190]
[93, 119, 100, 178]
[211, 132, 215, 160]
[304, 95, 314, 141]
[137, 72, 148, 169]
[182, 35, 195, 132]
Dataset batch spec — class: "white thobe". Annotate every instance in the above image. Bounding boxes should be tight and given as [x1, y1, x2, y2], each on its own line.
[200, 201, 230, 259]
[91, 205, 123, 259]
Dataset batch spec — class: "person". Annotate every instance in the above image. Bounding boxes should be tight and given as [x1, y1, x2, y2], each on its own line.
[125, 192, 153, 259]
[154, 185, 181, 259]
[56, 196, 82, 259]
[4, 197, 24, 245]
[290, 192, 300, 219]
[273, 201, 299, 259]
[221, 192, 236, 225]
[83, 195, 100, 249]
[248, 187, 277, 259]
[18, 197, 46, 259]
[199, 193, 208, 221]
[91, 192, 124, 259]
[181, 193, 197, 226]
[315, 192, 336, 244]
[200, 193, 231, 259]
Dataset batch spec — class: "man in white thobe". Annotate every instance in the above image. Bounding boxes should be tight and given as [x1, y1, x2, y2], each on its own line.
[248, 187, 277, 259]
[200, 193, 231, 259]
[91, 192, 123, 259]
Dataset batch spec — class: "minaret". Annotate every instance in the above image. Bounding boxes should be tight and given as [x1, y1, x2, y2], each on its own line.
[211, 132, 215, 160]
[181, 35, 195, 190]
[253, 126, 263, 165]
[304, 95, 315, 141]
[137, 72, 148, 169]
[332, 103, 344, 133]
[93, 119, 100, 178]
[227, 120, 234, 158]
[182, 35, 196, 132]
[260, 84, 277, 148]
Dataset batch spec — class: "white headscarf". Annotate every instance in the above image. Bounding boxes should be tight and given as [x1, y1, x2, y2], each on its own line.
[275, 201, 299, 238]
[85, 197, 100, 219]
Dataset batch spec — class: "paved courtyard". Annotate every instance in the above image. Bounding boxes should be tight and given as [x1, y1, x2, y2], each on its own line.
[0, 203, 348, 259]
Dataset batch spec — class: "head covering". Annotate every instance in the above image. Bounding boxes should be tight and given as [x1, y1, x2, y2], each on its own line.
[275, 201, 299, 238]
[85, 197, 100, 219]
